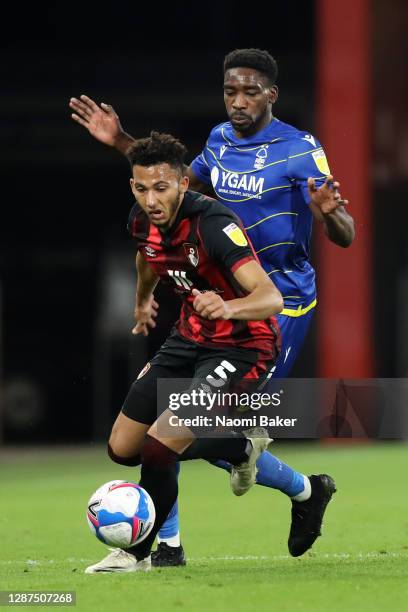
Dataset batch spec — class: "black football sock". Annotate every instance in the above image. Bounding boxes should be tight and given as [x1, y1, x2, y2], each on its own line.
[127, 435, 249, 560]
[180, 434, 249, 465]
[127, 436, 179, 561]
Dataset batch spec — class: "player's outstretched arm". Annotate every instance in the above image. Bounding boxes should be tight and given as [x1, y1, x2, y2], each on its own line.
[69, 94, 136, 155]
[69, 95, 210, 192]
[132, 253, 160, 336]
[308, 176, 355, 247]
[192, 261, 283, 321]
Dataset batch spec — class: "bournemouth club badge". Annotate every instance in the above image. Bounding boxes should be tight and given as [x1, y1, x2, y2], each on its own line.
[183, 243, 199, 267]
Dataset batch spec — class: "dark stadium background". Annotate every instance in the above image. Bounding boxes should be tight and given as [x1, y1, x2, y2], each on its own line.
[1, 0, 407, 444]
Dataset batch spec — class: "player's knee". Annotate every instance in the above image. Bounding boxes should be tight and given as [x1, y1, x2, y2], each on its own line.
[140, 435, 178, 469]
[107, 442, 141, 467]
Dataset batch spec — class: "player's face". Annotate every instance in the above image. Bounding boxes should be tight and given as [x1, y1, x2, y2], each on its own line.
[223, 68, 278, 136]
[130, 163, 189, 230]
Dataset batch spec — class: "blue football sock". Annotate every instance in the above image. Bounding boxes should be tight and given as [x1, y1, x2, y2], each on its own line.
[157, 462, 180, 541]
[213, 451, 305, 497]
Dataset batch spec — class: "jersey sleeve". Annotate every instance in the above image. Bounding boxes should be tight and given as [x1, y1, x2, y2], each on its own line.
[199, 213, 255, 273]
[286, 135, 331, 204]
[190, 146, 212, 185]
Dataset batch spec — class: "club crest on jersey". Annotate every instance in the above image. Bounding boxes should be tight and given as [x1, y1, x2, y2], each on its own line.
[183, 243, 199, 267]
[222, 223, 248, 247]
[254, 145, 269, 170]
[312, 149, 330, 175]
[145, 246, 156, 258]
[137, 362, 151, 379]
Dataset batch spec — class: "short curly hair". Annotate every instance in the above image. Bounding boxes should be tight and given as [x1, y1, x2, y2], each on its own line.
[224, 48, 278, 85]
[127, 131, 187, 173]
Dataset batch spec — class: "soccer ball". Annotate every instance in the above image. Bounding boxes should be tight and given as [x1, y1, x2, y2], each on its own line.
[86, 480, 156, 548]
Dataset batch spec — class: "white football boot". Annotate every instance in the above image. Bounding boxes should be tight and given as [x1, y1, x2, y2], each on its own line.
[85, 548, 152, 573]
[230, 427, 273, 496]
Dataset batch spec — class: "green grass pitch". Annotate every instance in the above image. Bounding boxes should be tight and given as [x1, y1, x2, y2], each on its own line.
[1, 443, 407, 611]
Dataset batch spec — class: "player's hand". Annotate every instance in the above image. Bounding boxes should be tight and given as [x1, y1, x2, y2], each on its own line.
[69, 95, 124, 147]
[132, 296, 159, 336]
[308, 175, 349, 215]
[192, 289, 231, 320]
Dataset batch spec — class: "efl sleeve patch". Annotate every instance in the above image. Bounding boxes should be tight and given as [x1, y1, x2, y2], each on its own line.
[222, 222, 248, 247]
[312, 149, 331, 175]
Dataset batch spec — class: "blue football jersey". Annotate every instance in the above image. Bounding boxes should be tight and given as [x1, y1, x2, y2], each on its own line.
[191, 118, 330, 311]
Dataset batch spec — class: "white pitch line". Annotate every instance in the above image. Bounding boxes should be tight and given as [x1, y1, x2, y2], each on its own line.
[188, 552, 408, 562]
[1, 551, 407, 566]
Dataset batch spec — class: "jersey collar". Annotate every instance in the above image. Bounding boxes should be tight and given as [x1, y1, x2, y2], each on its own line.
[223, 117, 281, 147]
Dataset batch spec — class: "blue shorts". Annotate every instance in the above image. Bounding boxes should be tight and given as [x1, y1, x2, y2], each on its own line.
[269, 302, 316, 380]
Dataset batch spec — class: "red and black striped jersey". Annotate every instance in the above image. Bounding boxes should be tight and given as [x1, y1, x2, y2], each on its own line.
[128, 191, 280, 361]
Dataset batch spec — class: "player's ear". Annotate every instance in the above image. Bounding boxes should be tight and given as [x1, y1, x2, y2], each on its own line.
[129, 177, 135, 195]
[269, 85, 279, 104]
[179, 174, 189, 194]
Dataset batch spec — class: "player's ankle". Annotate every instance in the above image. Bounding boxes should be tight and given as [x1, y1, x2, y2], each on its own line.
[157, 533, 181, 547]
[291, 475, 311, 502]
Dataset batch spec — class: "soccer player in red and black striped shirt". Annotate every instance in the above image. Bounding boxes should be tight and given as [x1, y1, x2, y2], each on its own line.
[127, 156, 281, 364]
[85, 131, 284, 573]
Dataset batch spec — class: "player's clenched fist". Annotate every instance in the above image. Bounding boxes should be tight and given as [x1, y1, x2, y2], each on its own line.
[192, 289, 231, 320]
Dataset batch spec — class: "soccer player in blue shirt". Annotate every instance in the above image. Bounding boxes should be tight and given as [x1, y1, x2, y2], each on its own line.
[70, 48, 354, 564]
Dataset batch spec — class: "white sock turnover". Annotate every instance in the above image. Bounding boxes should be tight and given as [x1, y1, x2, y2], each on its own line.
[291, 475, 311, 502]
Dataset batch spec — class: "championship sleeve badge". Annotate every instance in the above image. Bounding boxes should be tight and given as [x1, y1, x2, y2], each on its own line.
[312, 149, 331, 175]
[222, 223, 248, 247]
